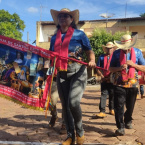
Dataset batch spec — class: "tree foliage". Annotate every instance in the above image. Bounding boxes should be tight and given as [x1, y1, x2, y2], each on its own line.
[140, 13, 145, 17]
[0, 9, 25, 41]
[88, 28, 128, 62]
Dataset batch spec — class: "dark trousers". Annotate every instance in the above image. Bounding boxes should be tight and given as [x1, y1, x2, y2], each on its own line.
[137, 85, 144, 95]
[114, 86, 138, 129]
[140, 85, 144, 95]
[99, 82, 114, 112]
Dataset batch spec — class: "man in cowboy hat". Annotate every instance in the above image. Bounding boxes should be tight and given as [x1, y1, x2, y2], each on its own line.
[109, 34, 145, 136]
[94, 42, 115, 118]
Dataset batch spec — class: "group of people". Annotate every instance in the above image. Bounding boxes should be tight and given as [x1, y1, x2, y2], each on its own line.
[47, 8, 145, 145]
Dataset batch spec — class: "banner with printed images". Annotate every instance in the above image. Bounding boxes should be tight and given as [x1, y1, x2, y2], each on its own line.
[0, 35, 106, 111]
[0, 35, 52, 110]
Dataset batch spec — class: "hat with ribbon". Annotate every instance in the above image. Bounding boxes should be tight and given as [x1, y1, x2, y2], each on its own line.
[50, 8, 79, 25]
[102, 42, 116, 53]
[114, 34, 137, 50]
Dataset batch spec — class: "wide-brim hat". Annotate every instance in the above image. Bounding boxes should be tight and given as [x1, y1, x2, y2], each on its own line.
[50, 8, 79, 25]
[114, 34, 137, 50]
[102, 42, 117, 53]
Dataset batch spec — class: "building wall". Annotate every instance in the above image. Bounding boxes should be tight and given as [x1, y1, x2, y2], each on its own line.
[36, 19, 145, 51]
[36, 22, 56, 50]
[129, 26, 145, 38]
[128, 26, 145, 50]
[36, 19, 145, 78]
[80, 20, 145, 51]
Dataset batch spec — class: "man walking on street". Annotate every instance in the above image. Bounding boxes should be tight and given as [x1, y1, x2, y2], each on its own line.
[94, 42, 116, 118]
[109, 34, 145, 136]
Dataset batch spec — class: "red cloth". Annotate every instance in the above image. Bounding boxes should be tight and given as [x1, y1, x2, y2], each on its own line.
[54, 26, 74, 71]
[120, 47, 136, 81]
[138, 71, 145, 84]
[43, 75, 52, 103]
[103, 54, 113, 77]
[42, 49, 106, 105]
[44, 27, 74, 112]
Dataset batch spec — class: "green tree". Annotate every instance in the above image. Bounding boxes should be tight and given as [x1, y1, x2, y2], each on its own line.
[0, 9, 25, 41]
[89, 28, 128, 62]
[140, 13, 145, 17]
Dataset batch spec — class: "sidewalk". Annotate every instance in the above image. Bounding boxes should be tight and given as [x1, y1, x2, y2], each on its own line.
[0, 84, 145, 145]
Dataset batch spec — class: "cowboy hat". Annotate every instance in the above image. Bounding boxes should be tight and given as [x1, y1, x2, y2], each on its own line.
[102, 42, 116, 53]
[114, 34, 137, 50]
[50, 8, 79, 25]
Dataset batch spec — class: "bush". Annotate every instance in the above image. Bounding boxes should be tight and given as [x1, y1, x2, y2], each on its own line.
[88, 28, 128, 62]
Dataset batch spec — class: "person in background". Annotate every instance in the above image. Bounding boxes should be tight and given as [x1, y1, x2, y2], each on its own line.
[94, 42, 115, 118]
[46, 67, 66, 134]
[137, 70, 145, 99]
[50, 8, 96, 145]
[140, 85, 144, 98]
[48, 80, 66, 134]
[137, 50, 145, 99]
[109, 34, 145, 136]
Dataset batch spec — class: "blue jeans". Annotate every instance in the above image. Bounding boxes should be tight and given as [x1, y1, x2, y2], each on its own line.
[57, 63, 87, 139]
[140, 85, 144, 95]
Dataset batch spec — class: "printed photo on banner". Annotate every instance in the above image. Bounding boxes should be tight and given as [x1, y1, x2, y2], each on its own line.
[44, 59, 50, 68]
[0, 35, 60, 110]
[0, 42, 47, 102]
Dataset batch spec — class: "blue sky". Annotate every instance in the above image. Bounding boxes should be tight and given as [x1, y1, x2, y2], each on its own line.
[0, 0, 145, 45]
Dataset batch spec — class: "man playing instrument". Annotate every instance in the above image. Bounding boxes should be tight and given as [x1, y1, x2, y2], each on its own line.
[109, 34, 145, 136]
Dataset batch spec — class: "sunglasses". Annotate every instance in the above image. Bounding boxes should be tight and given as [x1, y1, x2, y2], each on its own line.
[58, 14, 72, 19]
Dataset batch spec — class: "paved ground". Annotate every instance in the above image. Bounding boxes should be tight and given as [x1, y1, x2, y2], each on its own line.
[0, 85, 145, 145]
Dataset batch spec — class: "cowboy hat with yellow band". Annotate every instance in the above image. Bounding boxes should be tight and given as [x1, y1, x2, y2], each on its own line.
[50, 8, 79, 25]
[114, 34, 138, 50]
[102, 42, 117, 53]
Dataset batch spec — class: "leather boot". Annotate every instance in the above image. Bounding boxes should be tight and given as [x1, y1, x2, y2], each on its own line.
[76, 134, 85, 145]
[62, 136, 75, 145]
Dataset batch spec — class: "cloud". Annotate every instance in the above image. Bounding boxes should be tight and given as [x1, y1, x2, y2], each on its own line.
[125, 11, 139, 17]
[27, 7, 38, 13]
[114, 0, 145, 5]
[128, 0, 145, 5]
[71, 0, 103, 14]
[47, 0, 104, 20]
[113, 10, 139, 18]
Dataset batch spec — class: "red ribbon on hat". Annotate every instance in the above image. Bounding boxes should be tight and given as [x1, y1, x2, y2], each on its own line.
[121, 38, 132, 43]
